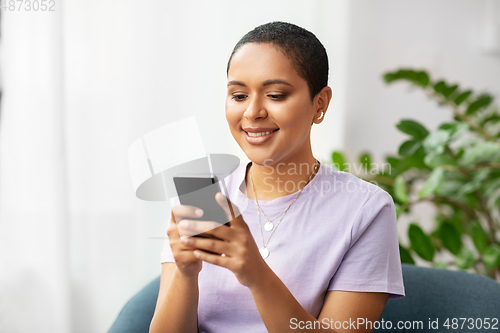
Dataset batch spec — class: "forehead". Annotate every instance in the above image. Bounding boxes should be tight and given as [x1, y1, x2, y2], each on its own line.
[228, 43, 302, 83]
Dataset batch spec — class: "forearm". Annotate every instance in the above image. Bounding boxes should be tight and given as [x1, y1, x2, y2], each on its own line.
[149, 268, 199, 333]
[249, 267, 335, 333]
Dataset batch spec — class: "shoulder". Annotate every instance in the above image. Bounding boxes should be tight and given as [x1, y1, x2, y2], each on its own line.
[315, 162, 396, 233]
[315, 162, 392, 205]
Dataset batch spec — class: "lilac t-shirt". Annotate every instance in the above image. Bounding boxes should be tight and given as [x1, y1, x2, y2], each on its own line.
[161, 160, 405, 333]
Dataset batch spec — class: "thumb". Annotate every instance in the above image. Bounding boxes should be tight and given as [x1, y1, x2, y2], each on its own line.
[215, 192, 242, 225]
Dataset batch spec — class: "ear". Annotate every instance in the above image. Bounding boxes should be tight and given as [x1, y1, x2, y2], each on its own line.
[312, 86, 332, 124]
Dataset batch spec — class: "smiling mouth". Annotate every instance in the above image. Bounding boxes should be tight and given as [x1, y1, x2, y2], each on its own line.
[245, 129, 279, 137]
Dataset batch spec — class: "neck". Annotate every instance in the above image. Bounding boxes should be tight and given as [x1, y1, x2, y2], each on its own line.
[244, 156, 319, 201]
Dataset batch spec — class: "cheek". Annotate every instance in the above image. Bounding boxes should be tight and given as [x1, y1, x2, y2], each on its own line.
[225, 104, 240, 128]
[225, 100, 245, 120]
[277, 100, 312, 127]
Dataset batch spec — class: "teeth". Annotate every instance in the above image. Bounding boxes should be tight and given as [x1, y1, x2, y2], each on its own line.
[247, 129, 277, 137]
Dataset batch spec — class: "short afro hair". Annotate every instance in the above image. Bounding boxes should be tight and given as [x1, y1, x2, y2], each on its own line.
[227, 21, 329, 101]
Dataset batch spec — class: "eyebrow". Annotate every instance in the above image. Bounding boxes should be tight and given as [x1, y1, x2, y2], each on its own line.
[227, 79, 294, 87]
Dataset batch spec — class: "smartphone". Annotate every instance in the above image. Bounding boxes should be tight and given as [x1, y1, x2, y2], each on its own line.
[173, 174, 230, 238]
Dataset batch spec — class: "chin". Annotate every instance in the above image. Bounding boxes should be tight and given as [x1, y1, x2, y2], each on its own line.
[245, 154, 277, 167]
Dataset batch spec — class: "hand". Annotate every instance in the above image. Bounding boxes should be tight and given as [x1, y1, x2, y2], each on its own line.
[178, 192, 270, 288]
[167, 204, 205, 278]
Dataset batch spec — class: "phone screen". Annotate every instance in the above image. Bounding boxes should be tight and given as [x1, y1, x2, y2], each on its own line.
[173, 176, 230, 229]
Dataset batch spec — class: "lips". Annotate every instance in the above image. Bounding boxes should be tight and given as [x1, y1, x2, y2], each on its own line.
[242, 127, 279, 145]
[242, 127, 280, 133]
[246, 129, 279, 137]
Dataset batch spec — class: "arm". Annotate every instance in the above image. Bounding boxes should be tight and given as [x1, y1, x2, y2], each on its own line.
[180, 193, 390, 332]
[249, 266, 389, 332]
[150, 263, 199, 333]
[181, 192, 400, 332]
[149, 208, 204, 333]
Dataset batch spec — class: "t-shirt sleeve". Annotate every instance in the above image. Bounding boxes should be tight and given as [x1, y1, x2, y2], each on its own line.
[328, 189, 405, 299]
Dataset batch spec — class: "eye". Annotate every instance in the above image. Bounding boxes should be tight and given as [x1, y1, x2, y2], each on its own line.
[268, 94, 286, 101]
[231, 94, 247, 101]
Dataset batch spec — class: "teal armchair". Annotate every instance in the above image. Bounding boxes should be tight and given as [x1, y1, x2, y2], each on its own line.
[108, 264, 500, 332]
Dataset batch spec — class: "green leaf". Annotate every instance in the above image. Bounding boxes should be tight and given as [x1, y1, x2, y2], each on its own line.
[415, 71, 430, 87]
[434, 81, 446, 94]
[485, 178, 500, 210]
[409, 224, 434, 261]
[470, 222, 488, 254]
[493, 192, 500, 210]
[419, 168, 445, 199]
[386, 156, 399, 171]
[399, 245, 415, 264]
[331, 151, 346, 172]
[396, 120, 429, 140]
[359, 153, 371, 172]
[479, 113, 500, 127]
[433, 262, 448, 269]
[394, 175, 409, 204]
[398, 147, 428, 172]
[438, 222, 462, 255]
[383, 69, 430, 87]
[482, 245, 500, 269]
[454, 90, 472, 106]
[455, 248, 475, 270]
[483, 177, 500, 198]
[443, 84, 458, 98]
[465, 192, 479, 207]
[435, 179, 465, 197]
[458, 181, 482, 196]
[383, 73, 397, 83]
[399, 139, 421, 156]
[459, 142, 500, 167]
[438, 122, 469, 142]
[422, 130, 451, 155]
[394, 203, 401, 219]
[466, 94, 493, 115]
[424, 153, 458, 168]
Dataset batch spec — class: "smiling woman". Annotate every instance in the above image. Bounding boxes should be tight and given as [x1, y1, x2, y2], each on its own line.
[225, 42, 325, 177]
[150, 21, 405, 333]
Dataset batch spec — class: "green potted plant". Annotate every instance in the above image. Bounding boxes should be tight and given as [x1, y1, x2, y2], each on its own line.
[329, 69, 500, 280]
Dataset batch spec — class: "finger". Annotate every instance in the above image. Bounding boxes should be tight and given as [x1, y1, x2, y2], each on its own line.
[193, 249, 230, 267]
[215, 192, 247, 228]
[178, 219, 229, 237]
[181, 235, 231, 255]
[171, 204, 204, 224]
[167, 217, 181, 239]
[175, 249, 201, 264]
[215, 192, 241, 221]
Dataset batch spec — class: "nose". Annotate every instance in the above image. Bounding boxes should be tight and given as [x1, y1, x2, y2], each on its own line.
[243, 95, 267, 120]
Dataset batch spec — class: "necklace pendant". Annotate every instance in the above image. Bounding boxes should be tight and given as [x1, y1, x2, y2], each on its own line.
[264, 221, 274, 231]
[259, 247, 270, 259]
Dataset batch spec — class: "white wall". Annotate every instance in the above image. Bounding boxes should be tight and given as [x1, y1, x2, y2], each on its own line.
[342, 0, 500, 260]
[0, 1, 348, 332]
[63, 2, 345, 332]
[343, 0, 500, 162]
[1, 1, 498, 332]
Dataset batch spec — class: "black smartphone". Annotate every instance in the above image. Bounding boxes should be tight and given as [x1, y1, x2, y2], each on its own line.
[173, 174, 230, 238]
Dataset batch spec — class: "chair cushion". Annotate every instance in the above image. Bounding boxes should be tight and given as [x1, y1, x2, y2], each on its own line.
[108, 264, 500, 332]
[376, 264, 500, 332]
[107, 276, 160, 333]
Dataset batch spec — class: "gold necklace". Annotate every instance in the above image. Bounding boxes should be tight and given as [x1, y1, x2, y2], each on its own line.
[249, 159, 320, 259]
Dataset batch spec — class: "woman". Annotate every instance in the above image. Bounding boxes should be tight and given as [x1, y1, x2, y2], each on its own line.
[150, 22, 404, 333]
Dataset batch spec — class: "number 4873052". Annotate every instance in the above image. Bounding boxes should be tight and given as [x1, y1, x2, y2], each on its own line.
[1, 0, 56, 11]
